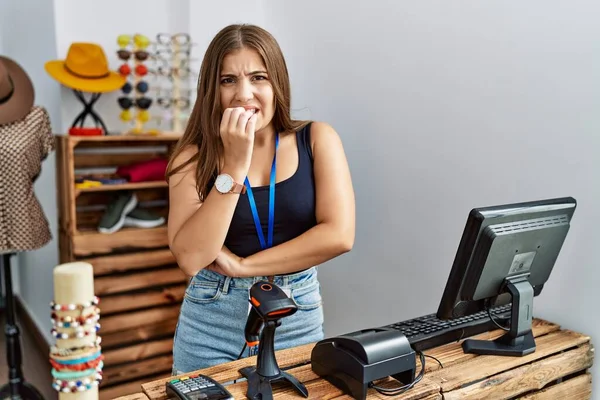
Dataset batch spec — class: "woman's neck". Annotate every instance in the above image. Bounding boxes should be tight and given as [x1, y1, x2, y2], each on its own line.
[253, 124, 276, 148]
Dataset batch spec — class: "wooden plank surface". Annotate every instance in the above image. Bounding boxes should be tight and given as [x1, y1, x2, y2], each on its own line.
[73, 226, 169, 256]
[421, 318, 560, 373]
[104, 354, 173, 385]
[69, 134, 181, 143]
[139, 319, 593, 400]
[442, 344, 593, 399]
[520, 373, 592, 400]
[428, 329, 591, 392]
[76, 181, 167, 196]
[100, 377, 164, 400]
[74, 152, 166, 168]
[101, 317, 178, 350]
[95, 266, 187, 296]
[112, 392, 150, 400]
[101, 305, 181, 334]
[141, 340, 441, 400]
[100, 284, 186, 315]
[142, 342, 317, 400]
[103, 337, 174, 366]
[226, 364, 440, 400]
[84, 249, 176, 276]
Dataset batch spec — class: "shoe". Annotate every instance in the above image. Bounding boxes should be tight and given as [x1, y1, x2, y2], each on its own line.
[98, 192, 138, 234]
[123, 207, 165, 229]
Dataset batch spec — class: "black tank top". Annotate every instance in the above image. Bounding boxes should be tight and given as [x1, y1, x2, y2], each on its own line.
[224, 123, 317, 258]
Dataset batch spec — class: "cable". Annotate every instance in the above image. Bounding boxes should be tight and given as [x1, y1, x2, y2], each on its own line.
[424, 354, 443, 369]
[236, 343, 247, 360]
[232, 343, 249, 384]
[485, 301, 510, 332]
[368, 351, 426, 396]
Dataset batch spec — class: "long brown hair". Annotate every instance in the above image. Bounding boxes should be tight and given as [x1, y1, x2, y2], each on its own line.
[166, 24, 310, 200]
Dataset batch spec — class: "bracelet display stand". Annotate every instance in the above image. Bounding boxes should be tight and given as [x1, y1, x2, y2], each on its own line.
[0, 253, 45, 400]
[50, 262, 102, 400]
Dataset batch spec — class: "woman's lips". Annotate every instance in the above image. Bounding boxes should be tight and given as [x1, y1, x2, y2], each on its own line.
[243, 107, 259, 114]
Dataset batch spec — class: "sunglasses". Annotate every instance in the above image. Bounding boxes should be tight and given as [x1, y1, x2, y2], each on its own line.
[157, 97, 190, 109]
[117, 49, 150, 62]
[120, 109, 151, 123]
[119, 64, 152, 77]
[156, 32, 191, 46]
[118, 96, 153, 110]
[121, 81, 149, 94]
[117, 34, 150, 49]
[156, 66, 193, 78]
[154, 48, 193, 59]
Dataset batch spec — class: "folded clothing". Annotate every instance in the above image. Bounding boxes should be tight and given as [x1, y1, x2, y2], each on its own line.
[116, 158, 168, 183]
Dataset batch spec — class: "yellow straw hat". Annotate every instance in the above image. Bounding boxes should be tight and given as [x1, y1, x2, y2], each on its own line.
[45, 43, 125, 93]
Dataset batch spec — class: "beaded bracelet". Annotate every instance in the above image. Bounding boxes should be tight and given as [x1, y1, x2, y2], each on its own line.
[51, 307, 100, 326]
[51, 361, 103, 380]
[52, 374, 103, 393]
[50, 338, 101, 357]
[52, 314, 100, 329]
[50, 296, 100, 311]
[51, 350, 101, 366]
[50, 357, 102, 372]
[51, 323, 100, 339]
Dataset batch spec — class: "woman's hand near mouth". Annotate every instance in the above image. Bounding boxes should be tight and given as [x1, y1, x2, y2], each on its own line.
[220, 106, 257, 178]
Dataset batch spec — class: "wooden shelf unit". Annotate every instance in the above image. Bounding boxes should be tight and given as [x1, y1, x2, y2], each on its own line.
[55, 134, 186, 399]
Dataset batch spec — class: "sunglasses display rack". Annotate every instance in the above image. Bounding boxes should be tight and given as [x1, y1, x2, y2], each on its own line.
[116, 33, 154, 135]
[150, 32, 195, 135]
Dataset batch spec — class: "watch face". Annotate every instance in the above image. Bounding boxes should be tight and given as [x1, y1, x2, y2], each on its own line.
[215, 174, 234, 193]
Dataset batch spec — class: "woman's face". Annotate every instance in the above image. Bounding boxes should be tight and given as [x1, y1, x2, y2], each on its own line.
[219, 47, 275, 134]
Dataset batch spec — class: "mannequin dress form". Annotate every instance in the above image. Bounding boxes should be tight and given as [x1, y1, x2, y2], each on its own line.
[0, 105, 54, 400]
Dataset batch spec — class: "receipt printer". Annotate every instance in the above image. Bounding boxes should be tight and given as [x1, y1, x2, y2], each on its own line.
[311, 328, 416, 400]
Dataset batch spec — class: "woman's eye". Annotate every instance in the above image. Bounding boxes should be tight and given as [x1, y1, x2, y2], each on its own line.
[221, 78, 234, 84]
[253, 75, 267, 81]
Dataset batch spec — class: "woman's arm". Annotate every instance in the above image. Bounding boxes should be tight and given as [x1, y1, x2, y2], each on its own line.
[238, 121, 355, 276]
[167, 145, 247, 276]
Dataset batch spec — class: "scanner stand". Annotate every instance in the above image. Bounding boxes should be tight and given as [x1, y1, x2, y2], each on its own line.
[239, 320, 308, 400]
[311, 328, 416, 400]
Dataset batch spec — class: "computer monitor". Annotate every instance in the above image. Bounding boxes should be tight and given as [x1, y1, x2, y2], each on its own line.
[436, 197, 577, 356]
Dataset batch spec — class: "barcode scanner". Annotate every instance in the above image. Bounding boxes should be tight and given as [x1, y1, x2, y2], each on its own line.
[240, 281, 308, 400]
[244, 282, 297, 347]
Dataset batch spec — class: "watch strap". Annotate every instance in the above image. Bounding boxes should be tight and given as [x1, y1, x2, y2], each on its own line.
[230, 181, 246, 194]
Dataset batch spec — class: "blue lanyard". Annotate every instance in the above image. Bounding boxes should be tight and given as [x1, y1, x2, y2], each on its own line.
[244, 132, 279, 249]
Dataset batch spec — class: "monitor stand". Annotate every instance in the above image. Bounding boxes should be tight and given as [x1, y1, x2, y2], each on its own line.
[462, 275, 536, 357]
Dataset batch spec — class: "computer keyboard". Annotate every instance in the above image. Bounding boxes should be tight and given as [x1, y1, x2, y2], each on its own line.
[383, 304, 512, 351]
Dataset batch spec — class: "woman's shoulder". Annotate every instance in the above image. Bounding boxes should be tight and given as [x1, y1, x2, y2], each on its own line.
[300, 121, 341, 154]
[167, 144, 199, 185]
[171, 145, 199, 169]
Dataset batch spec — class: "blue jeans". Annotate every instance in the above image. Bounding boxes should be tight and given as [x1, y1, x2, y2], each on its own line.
[172, 267, 324, 374]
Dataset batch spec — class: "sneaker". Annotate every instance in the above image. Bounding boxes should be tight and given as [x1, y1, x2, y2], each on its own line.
[98, 192, 138, 234]
[123, 208, 165, 229]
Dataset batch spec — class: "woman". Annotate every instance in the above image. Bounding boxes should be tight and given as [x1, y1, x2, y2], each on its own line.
[167, 23, 355, 374]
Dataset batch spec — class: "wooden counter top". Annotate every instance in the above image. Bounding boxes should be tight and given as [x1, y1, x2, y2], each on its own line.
[124, 318, 593, 399]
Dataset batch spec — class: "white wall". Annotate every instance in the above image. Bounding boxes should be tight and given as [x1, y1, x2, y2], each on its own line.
[0, 0, 63, 343]
[266, 0, 600, 395]
[188, 0, 266, 71]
